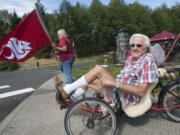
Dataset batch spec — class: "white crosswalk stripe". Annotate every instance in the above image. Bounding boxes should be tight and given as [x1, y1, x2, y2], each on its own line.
[0, 85, 10, 89]
[0, 88, 35, 99]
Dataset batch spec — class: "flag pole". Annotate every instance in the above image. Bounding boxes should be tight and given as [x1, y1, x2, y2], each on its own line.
[163, 34, 180, 64]
[34, 3, 59, 60]
[34, 3, 52, 44]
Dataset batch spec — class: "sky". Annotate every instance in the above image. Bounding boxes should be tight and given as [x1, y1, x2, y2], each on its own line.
[0, 0, 180, 17]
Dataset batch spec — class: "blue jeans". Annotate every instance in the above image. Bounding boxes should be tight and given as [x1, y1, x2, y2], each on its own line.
[61, 57, 75, 84]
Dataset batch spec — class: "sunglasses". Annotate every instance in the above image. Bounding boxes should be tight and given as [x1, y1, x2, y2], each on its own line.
[130, 44, 143, 48]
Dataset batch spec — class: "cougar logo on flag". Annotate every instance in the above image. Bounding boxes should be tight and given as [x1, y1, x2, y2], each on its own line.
[0, 9, 51, 62]
[2, 37, 32, 60]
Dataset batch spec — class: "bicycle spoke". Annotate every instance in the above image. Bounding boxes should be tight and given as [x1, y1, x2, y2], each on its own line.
[163, 84, 180, 122]
[65, 97, 117, 135]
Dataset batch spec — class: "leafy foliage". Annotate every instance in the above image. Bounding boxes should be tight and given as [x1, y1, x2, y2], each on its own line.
[1, 0, 180, 71]
[0, 61, 19, 71]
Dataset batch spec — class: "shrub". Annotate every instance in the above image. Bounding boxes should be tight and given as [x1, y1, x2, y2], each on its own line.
[0, 61, 19, 71]
[34, 46, 52, 59]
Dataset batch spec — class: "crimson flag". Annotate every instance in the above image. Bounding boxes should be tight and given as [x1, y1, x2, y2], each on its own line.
[0, 9, 51, 62]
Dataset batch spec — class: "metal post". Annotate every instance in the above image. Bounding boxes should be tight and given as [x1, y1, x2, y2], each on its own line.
[163, 34, 180, 64]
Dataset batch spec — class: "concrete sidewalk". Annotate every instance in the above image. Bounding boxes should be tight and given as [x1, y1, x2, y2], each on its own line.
[0, 73, 179, 135]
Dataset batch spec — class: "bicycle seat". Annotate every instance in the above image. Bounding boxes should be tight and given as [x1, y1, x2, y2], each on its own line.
[122, 81, 158, 118]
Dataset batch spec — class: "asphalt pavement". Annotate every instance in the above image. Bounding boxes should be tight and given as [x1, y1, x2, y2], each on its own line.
[0, 72, 179, 135]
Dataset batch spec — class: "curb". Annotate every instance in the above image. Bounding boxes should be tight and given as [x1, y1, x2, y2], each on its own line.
[0, 94, 31, 135]
[0, 73, 65, 135]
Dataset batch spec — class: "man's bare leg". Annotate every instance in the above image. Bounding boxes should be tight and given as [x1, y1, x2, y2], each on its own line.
[85, 65, 117, 87]
[57, 65, 117, 99]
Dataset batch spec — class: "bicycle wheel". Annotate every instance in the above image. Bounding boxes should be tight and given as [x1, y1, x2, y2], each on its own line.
[159, 82, 180, 122]
[64, 97, 117, 135]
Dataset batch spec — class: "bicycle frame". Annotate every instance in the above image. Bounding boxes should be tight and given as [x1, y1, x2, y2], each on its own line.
[62, 98, 104, 113]
[62, 90, 180, 113]
[149, 67, 180, 111]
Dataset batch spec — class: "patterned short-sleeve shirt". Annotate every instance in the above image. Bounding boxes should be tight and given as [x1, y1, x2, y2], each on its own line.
[116, 53, 158, 107]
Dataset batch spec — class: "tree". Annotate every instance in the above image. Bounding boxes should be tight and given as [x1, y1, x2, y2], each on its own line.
[152, 4, 173, 34]
[88, 0, 109, 53]
[171, 3, 180, 34]
[108, 0, 126, 29]
[47, 13, 59, 43]
[127, 2, 155, 36]
[57, 0, 73, 32]
[0, 10, 12, 39]
[9, 11, 21, 29]
[106, 0, 128, 50]
[35, 0, 52, 58]
[70, 2, 92, 56]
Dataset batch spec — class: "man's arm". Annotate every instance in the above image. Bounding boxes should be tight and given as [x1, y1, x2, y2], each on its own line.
[102, 80, 149, 97]
[118, 83, 149, 97]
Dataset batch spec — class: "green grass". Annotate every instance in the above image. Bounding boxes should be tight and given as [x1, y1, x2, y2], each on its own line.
[72, 65, 95, 78]
[76, 55, 102, 63]
[72, 65, 123, 78]
[107, 66, 123, 78]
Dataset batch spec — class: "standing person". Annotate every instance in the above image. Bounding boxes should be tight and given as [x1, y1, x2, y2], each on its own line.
[52, 29, 75, 84]
[54, 33, 158, 107]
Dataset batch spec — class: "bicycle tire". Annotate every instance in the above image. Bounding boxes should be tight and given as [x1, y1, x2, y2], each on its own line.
[64, 97, 117, 135]
[159, 82, 180, 122]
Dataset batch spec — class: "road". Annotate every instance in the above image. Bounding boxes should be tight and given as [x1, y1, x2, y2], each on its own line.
[0, 61, 95, 123]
